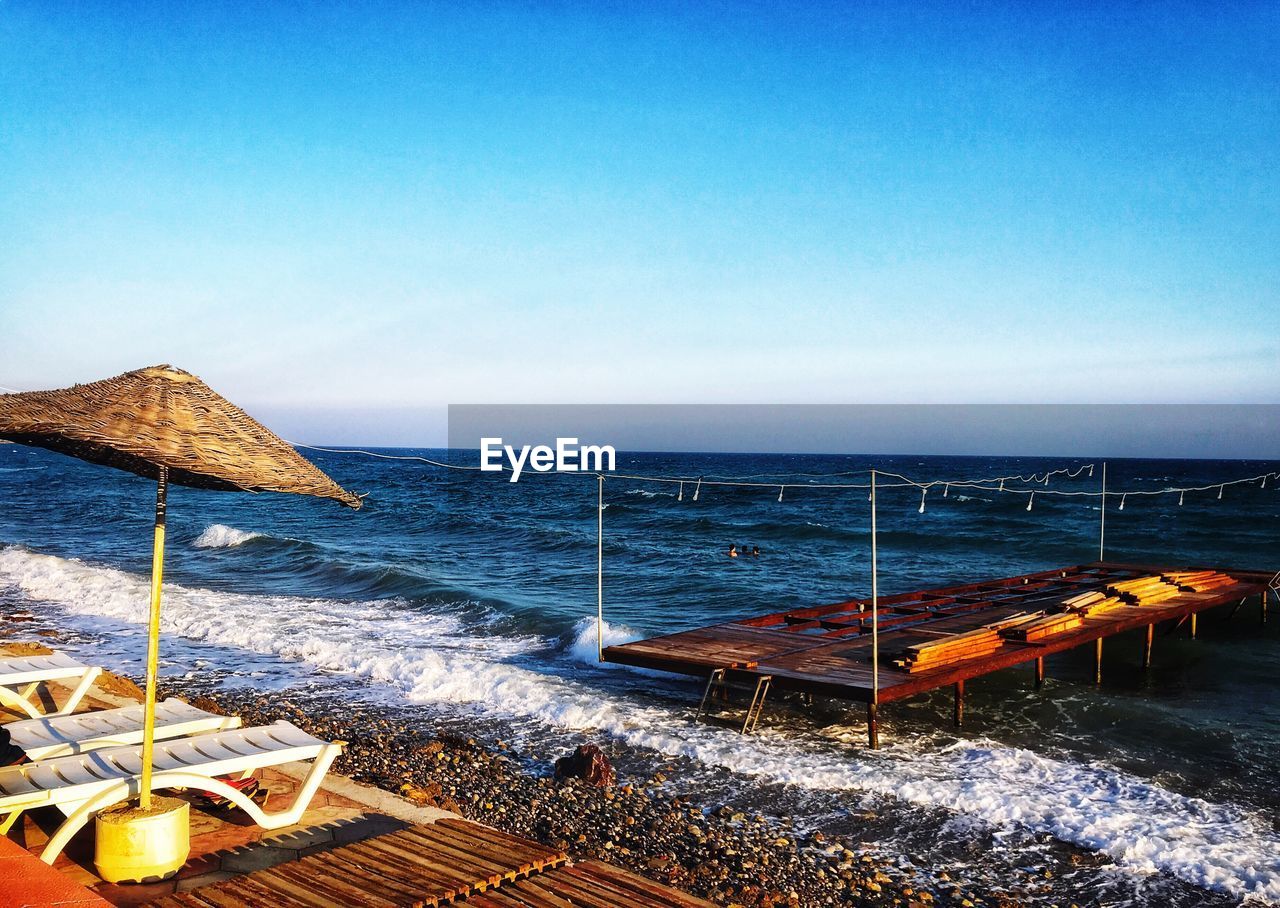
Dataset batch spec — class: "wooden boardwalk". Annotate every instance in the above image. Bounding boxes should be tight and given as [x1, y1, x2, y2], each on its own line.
[603, 561, 1277, 745]
[151, 818, 710, 907]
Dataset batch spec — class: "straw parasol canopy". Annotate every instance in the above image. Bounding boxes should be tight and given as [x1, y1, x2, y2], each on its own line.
[0, 364, 361, 508]
[0, 364, 361, 827]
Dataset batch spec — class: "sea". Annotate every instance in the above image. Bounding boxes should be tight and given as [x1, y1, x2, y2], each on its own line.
[1, 445, 1277, 907]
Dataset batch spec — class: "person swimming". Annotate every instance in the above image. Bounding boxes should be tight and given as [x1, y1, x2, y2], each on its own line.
[728, 544, 738, 558]
[752, 545, 761, 557]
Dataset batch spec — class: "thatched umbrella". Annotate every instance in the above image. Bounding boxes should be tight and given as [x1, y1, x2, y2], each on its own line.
[0, 365, 361, 812]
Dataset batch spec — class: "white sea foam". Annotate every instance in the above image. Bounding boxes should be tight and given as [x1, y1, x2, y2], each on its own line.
[2, 545, 1278, 903]
[193, 524, 264, 548]
[624, 488, 675, 499]
[568, 616, 642, 664]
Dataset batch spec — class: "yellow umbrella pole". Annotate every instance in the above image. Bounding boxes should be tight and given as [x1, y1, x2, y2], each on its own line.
[139, 466, 167, 810]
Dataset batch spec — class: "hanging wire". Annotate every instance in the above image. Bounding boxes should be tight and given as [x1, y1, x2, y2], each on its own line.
[290, 444, 1277, 511]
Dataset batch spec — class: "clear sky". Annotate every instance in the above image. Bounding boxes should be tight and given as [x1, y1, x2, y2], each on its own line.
[1, 2, 1277, 446]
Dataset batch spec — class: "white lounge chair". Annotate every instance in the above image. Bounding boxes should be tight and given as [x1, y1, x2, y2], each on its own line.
[0, 653, 101, 720]
[4, 697, 242, 760]
[0, 720, 343, 863]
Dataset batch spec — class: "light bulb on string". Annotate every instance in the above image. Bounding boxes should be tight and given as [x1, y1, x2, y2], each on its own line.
[693, 478, 701, 502]
[1026, 492, 1034, 511]
[919, 488, 927, 513]
[1262, 476, 1267, 489]
[1119, 493, 1126, 511]
[1088, 464, 1094, 477]
[943, 483, 950, 498]
[778, 485, 785, 503]
[999, 479, 1005, 492]
[1178, 490, 1185, 506]
[677, 481, 684, 502]
[1218, 484, 1224, 500]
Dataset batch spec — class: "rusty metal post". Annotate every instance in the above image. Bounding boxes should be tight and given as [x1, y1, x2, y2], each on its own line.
[1190, 612, 1198, 640]
[1143, 624, 1153, 669]
[953, 681, 964, 728]
[1034, 656, 1045, 689]
[1094, 637, 1103, 685]
[866, 702, 879, 749]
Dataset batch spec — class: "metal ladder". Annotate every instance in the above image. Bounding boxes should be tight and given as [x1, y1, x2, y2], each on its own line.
[741, 675, 772, 734]
[696, 668, 727, 720]
[697, 669, 773, 735]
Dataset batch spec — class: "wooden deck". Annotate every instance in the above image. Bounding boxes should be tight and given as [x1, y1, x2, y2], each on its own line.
[603, 562, 1277, 743]
[150, 818, 709, 907]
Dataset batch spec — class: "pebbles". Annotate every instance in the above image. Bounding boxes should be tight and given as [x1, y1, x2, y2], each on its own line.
[172, 687, 1008, 908]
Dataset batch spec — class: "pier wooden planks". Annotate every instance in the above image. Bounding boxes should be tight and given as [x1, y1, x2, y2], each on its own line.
[602, 562, 1275, 706]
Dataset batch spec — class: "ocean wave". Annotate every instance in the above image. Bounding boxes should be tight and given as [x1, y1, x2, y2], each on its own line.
[2, 545, 1278, 902]
[623, 488, 676, 499]
[193, 524, 264, 548]
[567, 616, 642, 665]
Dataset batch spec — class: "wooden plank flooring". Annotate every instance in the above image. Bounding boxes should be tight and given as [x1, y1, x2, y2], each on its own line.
[149, 820, 710, 908]
[603, 561, 1276, 705]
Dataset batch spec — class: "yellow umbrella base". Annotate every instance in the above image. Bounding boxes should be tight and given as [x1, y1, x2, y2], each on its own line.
[94, 796, 190, 883]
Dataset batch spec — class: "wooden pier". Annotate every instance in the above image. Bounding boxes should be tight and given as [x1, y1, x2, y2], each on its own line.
[603, 562, 1278, 746]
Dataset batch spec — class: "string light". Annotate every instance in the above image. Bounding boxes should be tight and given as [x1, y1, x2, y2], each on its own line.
[918, 488, 927, 513]
[999, 479, 1005, 491]
[677, 481, 683, 502]
[1179, 490, 1185, 506]
[777, 485, 785, 503]
[1119, 494, 1126, 511]
[693, 477, 702, 502]
[1026, 492, 1034, 511]
[1088, 465, 1094, 477]
[943, 483, 950, 498]
[1218, 485, 1224, 500]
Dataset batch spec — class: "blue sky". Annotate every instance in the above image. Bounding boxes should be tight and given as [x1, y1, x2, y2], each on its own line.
[1, 2, 1277, 445]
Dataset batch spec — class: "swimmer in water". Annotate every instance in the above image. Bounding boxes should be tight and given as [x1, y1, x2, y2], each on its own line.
[728, 544, 738, 558]
[752, 545, 761, 557]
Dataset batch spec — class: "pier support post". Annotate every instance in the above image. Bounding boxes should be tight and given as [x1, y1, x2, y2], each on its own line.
[1190, 612, 1198, 640]
[866, 703, 879, 749]
[1094, 638, 1103, 685]
[1263, 592, 1269, 626]
[1142, 624, 1153, 669]
[953, 681, 964, 728]
[1034, 657, 1045, 690]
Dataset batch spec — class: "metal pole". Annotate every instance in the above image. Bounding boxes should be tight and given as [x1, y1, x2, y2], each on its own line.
[139, 466, 167, 810]
[597, 473, 604, 662]
[1099, 462, 1107, 561]
[870, 469, 879, 710]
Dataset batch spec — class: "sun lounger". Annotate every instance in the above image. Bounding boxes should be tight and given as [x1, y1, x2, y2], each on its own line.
[3, 697, 242, 760]
[0, 653, 101, 720]
[0, 720, 343, 864]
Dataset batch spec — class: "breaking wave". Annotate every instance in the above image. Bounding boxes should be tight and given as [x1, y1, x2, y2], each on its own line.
[193, 524, 264, 548]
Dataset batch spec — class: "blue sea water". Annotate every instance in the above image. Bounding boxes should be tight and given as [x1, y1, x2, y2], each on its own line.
[1, 445, 1277, 906]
